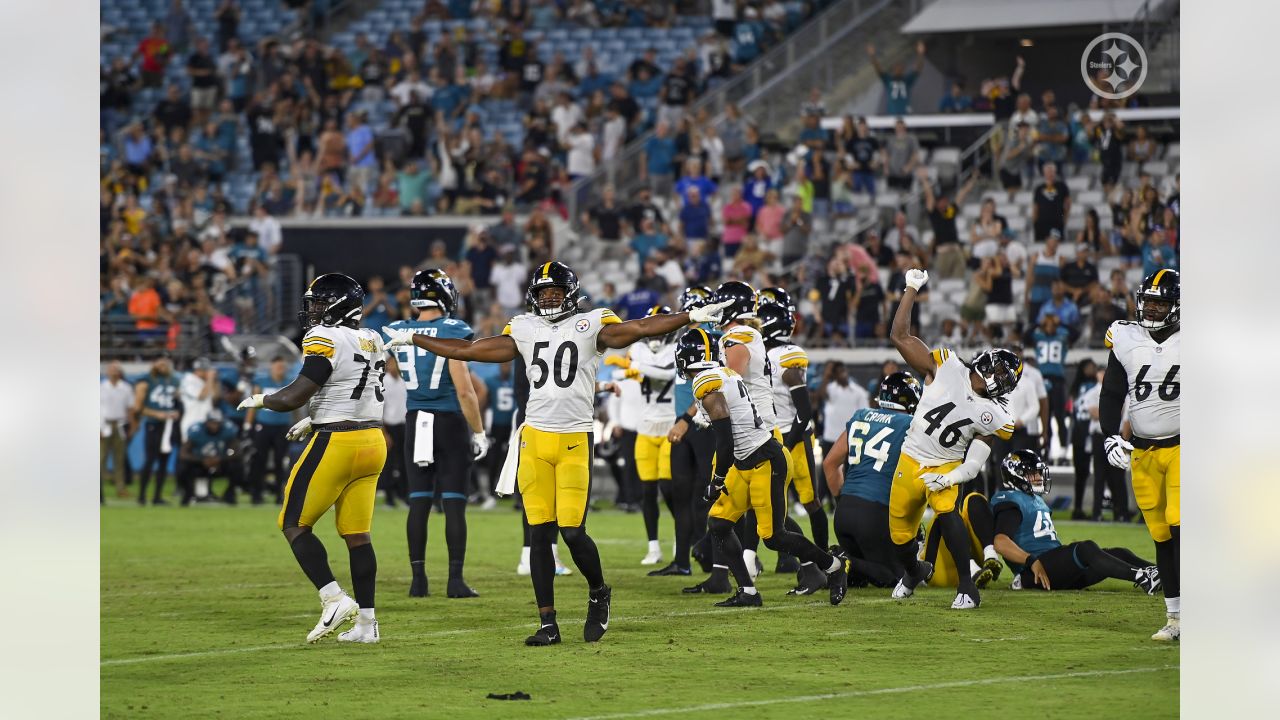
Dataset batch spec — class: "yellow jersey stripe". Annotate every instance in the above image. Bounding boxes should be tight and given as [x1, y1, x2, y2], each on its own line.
[931, 349, 951, 367]
[600, 310, 621, 325]
[1104, 328, 1114, 349]
[501, 323, 512, 336]
[693, 376, 723, 399]
[302, 343, 335, 359]
[303, 336, 335, 347]
[995, 426, 1014, 440]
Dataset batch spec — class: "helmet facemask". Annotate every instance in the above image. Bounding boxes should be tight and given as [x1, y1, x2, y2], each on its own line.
[1136, 293, 1179, 330]
[529, 283, 577, 322]
[972, 350, 1020, 398]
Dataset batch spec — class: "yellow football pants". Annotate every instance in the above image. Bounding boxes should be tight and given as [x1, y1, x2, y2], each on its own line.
[278, 428, 387, 535]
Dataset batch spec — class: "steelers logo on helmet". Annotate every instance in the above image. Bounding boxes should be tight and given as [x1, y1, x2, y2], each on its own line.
[679, 285, 714, 312]
[757, 287, 796, 314]
[299, 273, 365, 330]
[1001, 449, 1051, 495]
[970, 348, 1022, 398]
[875, 371, 922, 413]
[645, 304, 675, 351]
[1135, 268, 1180, 330]
[713, 280, 758, 325]
[410, 268, 459, 316]
[757, 302, 794, 343]
[674, 327, 722, 379]
[525, 261, 582, 323]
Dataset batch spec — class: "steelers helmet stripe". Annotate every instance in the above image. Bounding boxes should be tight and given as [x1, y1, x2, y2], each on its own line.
[540, 262, 552, 280]
[1152, 269, 1168, 287]
[700, 328, 712, 361]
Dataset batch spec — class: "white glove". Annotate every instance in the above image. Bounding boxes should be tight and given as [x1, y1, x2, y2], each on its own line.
[688, 299, 734, 325]
[471, 431, 490, 460]
[904, 269, 929, 292]
[692, 413, 711, 429]
[921, 472, 955, 493]
[237, 393, 265, 411]
[383, 326, 416, 349]
[1104, 435, 1133, 470]
[286, 417, 314, 442]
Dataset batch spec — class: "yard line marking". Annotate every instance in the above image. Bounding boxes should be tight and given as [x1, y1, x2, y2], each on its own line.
[563, 665, 1180, 720]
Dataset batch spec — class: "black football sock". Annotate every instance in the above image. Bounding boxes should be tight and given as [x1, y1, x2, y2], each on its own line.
[443, 499, 468, 580]
[560, 525, 605, 589]
[761, 528, 834, 568]
[289, 529, 337, 590]
[641, 482, 660, 542]
[1155, 526, 1179, 601]
[1073, 540, 1143, 582]
[528, 522, 557, 609]
[348, 542, 377, 608]
[893, 539, 922, 578]
[806, 504, 830, 552]
[936, 511, 977, 594]
[1105, 547, 1154, 568]
[666, 479, 693, 568]
[709, 518, 753, 588]
[963, 493, 996, 548]
[407, 497, 432, 566]
[738, 513, 760, 552]
[923, 519, 943, 567]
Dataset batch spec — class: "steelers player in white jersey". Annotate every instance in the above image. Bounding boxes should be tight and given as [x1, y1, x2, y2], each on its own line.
[386, 261, 729, 645]
[237, 274, 388, 644]
[1100, 269, 1181, 641]
[677, 328, 849, 607]
[604, 305, 682, 566]
[887, 269, 1018, 610]
[759, 292, 832, 595]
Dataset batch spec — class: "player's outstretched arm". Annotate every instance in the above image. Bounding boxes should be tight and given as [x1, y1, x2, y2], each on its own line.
[390, 330, 519, 363]
[598, 312, 691, 350]
[821, 431, 848, 497]
[259, 372, 323, 413]
[890, 269, 936, 379]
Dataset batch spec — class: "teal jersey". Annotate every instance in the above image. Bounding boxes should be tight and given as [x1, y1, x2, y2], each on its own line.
[384, 317, 475, 413]
[674, 326, 720, 415]
[142, 372, 180, 414]
[840, 408, 911, 505]
[1032, 327, 1070, 379]
[186, 421, 237, 457]
[485, 371, 517, 427]
[990, 490, 1062, 573]
[253, 370, 294, 426]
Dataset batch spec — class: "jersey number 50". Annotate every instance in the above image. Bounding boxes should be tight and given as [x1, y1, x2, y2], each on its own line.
[531, 341, 579, 389]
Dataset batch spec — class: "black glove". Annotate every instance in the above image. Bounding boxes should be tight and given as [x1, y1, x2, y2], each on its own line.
[704, 474, 727, 502]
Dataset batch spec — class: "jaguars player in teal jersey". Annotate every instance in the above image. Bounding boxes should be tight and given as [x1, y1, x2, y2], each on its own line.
[176, 409, 242, 505]
[823, 372, 920, 587]
[383, 269, 490, 599]
[133, 355, 182, 506]
[1030, 311, 1072, 453]
[992, 450, 1161, 593]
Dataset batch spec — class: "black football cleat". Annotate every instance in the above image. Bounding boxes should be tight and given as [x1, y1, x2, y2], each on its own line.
[409, 573, 429, 597]
[1134, 566, 1162, 596]
[974, 558, 1003, 589]
[714, 588, 764, 608]
[525, 622, 562, 646]
[682, 574, 733, 594]
[827, 560, 849, 606]
[647, 562, 692, 577]
[787, 563, 828, 596]
[584, 584, 611, 642]
[447, 578, 479, 598]
[775, 553, 801, 574]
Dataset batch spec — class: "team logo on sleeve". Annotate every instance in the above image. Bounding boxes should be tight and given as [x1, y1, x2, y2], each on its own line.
[980, 411, 993, 425]
[576, 319, 591, 333]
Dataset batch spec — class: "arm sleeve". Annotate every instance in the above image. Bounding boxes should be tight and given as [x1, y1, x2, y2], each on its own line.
[1099, 351, 1128, 437]
[784, 385, 814, 447]
[947, 439, 992, 484]
[298, 355, 333, 386]
[630, 358, 676, 381]
[994, 506, 1022, 538]
[711, 416, 734, 479]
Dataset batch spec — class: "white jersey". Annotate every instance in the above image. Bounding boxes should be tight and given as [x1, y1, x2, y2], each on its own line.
[504, 307, 621, 433]
[821, 380, 869, 443]
[902, 349, 1015, 465]
[300, 324, 387, 425]
[612, 374, 643, 432]
[692, 367, 771, 461]
[719, 324, 778, 430]
[767, 342, 810, 428]
[1105, 321, 1180, 439]
[630, 342, 677, 437]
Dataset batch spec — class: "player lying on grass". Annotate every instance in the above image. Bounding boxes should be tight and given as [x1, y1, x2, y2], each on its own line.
[992, 450, 1162, 593]
[386, 261, 731, 645]
[677, 327, 848, 607]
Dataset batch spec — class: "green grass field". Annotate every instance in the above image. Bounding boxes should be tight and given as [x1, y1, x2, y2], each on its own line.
[102, 500, 1178, 719]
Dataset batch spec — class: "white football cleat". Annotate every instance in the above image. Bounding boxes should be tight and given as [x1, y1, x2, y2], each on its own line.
[554, 562, 573, 576]
[1010, 575, 1024, 590]
[307, 592, 358, 643]
[516, 561, 531, 576]
[338, 617, 380, 644]
[891, 579, 915, 599]
[951, 592, 979, 610]
[641, 548, 663, 565]
[1151, 614, 1180, 641]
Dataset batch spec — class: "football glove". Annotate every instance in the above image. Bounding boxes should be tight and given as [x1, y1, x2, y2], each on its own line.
[603, 355, 630, 369]
[691, 412, 711, 429]
[237, 393, 265, 411]
[471, 431, 490, 460]
[704, 474, 727, 502]
[688, 298, 734, 325]
[286, 417, 313, 442]
[383, 327, 416, 349]
[1104, 435, 1133, 470]
[904, 269, 929, 292]
[921, 472, 955, 493]
[623, 367, 643, 380]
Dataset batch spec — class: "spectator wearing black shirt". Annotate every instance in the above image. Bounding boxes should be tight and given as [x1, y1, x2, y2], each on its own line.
[245, 95, 282, 171]
[853, 264, 887, 340]
[465, 225, 498, 310]
[657, 58, 694, 129]
[515, 147, 549, 205]
[626, 186, 668, 236]
[629, 48, 661, 83]
[186, 38, 218, 125]
[845, 116, 880, 198]
[988, 56, 1026, 123]
[214, 0, 240, 52]
[394, 90, 431, 158]
[583, 185, 626, 245]
[153, 84, 193, 136]
[1060, 244, 1099, 304]
[1091, 112, 1125, 194]
[817, 255, 857, 342]
[608, 81, 641, 131]
[862, 228, 895, 267]
[1032, 162, 1071, 241]
[101, 57, 138, 136]
[518, 41, 545, 108]
[475, 168, 509, 215]
[918, 166, 976, 279]
[887, 251, 927, 336]
[980, 252, 1016, 340]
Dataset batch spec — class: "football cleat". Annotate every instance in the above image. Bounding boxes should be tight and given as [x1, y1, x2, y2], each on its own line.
[409, 573, 429, 597]
[1151, 614, 1180, 642]
[972, 559, 999, 590]
[647, 562, 692, 577]
[554, 561, 573, 576]
[682, 574, 733, 595]
[525, 622, 562, 647]
[1134, 566, 1162, 596]
[516, 561, 531, 576]
[447, 578, 480, 598]
[307, 591, 359, 643]
[827, 561, 849, 606]
[1010, 574, 1024, 590]
[891, 561, 934, 600]
[337, 617, 380, 644]
[951, 591, 980, 610]
[641, 548, 664, 565]
[775, 554, 801, 574]
[787, 563, 828, 596]
[584, 584, 612, 642]
[714, 588, 763, 608]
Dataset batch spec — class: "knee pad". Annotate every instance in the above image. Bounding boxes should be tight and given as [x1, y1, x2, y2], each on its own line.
[558, 525, 587, 545]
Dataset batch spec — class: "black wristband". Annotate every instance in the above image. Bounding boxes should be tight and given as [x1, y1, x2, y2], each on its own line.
[677, 411, 694, 426]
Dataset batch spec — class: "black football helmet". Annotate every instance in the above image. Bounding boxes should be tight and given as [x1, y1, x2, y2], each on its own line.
[1135, 268, 1180, 331]
[680, 285, 714, 312]
[675, 327, 723, 379]
[526, 261, 582, 322]
[970, 348, 1022, 398]
[299, 273, 364, 330]
[1001, 449, 1051, 495]
[645, 304, 675, 352]
[876, 371, 922, 413]
[713, 280, 758, 325]
[410, 268, 459, 316]
[758, 287, 796, 314]
[758, 302, 794, 344]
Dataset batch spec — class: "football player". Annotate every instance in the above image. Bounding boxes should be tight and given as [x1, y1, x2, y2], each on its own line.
[133, 355, 181, 506]
[992, 450, 1161, 594]
[604, 305, 682, 567]
[238, 273, 389, 644]
[386, 262, 730, 645]
[676, 328, 848, 607]
[759, 296, 831, 594]
[383, 269, 490, 600]
[887, 269, 1018, 609]
[1100, 269, 1181, 640]
[823, 372, 921, 588]
[922, 490, 1004, 591]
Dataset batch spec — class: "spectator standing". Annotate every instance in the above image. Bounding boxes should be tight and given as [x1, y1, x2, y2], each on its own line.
[464, 225, 498, 309]
[101, 362, 134, 501]
[846, 116, 880, 198]
[1029, 311, 1071, 455]
[179, 357, 218, 440]
[1036, 105, 1069, 170]
[1092, 112, 1125, 194]
[133, 356, 182, 506]
[629, 216, 669, 270]
[867, 40, 925, 115]
[135, 22, 172, 88]
[1061, 244, 1099, 304]
[721, 186, 752, 257]
[186, 37, 218, 126]
[248, 356, 294, 504]
[675, 157, 717, 207]
[743, 160, 772, 217]
[980, 252, 1017, 340]
[489, 207, 526, 251]
[153, 84, 192, 136]
[642, 121, 677, 196]
[658, 58, 694, 128]
[165, 0, 194, 56]
[938, 81, 972, 113]
[214, 0, 240, 52]
[918, 167, 976, 279]
[817, 363, 869, 458]
[491, 246, 528, 317]
[882, 119, 920, 191]
[678, 186, 712, 245]
[781, 194, 813, 267]
[345, 111, 378, 196]
[565, 122, 596, 180]
[998, 122, 1034, 199]
[1031, 162, 1071, 241]
[627, 186, 668, 236]
[853, 264, 887, 339]
[1026, 232, 1062, 324]
[583, 185, 625, 245]
[816, 255, 856, 340]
